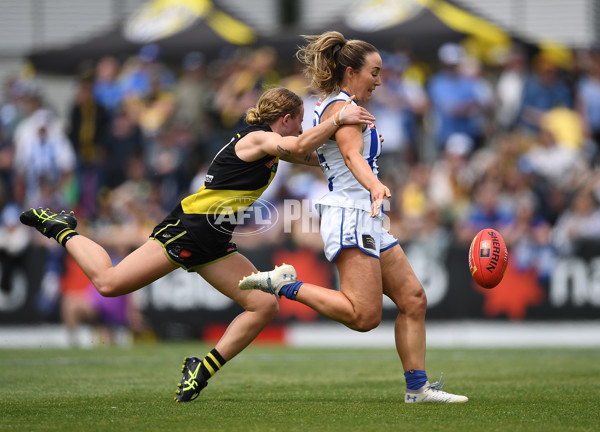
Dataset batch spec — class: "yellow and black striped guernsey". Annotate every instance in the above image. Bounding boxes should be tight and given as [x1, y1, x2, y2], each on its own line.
[149, 123, 279, 269]
[182, 123, 278, 215]
[179, 123, 278, 240]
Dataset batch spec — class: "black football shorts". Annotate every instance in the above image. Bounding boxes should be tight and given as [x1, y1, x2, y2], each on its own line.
[150, 205, 238, 272]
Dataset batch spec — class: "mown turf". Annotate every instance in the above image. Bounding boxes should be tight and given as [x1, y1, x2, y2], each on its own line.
[0, 343, 598, 431]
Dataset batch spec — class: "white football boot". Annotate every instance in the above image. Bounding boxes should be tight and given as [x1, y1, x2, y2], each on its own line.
[405, 376, 468, 403]
[239, 264, 297, 296]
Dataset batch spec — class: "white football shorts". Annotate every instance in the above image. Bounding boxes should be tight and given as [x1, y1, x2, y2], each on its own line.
[318, 205, 398, 262]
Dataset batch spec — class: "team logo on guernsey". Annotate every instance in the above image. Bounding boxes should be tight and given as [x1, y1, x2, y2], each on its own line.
[207, 196, 279, 236]
[265, 158, 278, 172]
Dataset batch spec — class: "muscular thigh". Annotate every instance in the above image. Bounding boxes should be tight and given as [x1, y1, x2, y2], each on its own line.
[380, 245, 424, 306]
[109, 239, 178, 294]
[335, 248, 383, 314]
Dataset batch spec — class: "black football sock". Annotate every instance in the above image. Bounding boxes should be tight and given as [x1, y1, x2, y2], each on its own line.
[199, 348, 226, 380]
[57, 229, 79, 247]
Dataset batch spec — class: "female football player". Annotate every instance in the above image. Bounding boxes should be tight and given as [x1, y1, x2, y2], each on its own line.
[240, 32, 468, 403]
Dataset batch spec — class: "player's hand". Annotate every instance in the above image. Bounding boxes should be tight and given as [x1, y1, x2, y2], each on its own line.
[369, 181, 391, 217]
[338, 95, 375, 126]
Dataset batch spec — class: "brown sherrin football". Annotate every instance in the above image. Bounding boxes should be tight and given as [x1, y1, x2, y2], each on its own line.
[468, 228, 509, 289]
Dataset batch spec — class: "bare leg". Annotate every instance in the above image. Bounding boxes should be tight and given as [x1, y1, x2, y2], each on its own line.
[65, 236, 177, 297]
[199, 253, 278, 360]
[294, 248, 383, 332]
[381, 245, 427, 371]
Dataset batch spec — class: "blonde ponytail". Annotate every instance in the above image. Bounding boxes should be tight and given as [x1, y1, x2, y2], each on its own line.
[296, 31, 378, 95]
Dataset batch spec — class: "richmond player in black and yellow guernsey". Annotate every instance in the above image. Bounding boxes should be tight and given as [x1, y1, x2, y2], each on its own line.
[150, 123, 282, 272]
[20, 87, 375, 402]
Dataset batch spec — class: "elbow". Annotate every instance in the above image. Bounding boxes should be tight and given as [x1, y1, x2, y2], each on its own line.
[96, 284, 118, 297]
[93, 274, 122, 297]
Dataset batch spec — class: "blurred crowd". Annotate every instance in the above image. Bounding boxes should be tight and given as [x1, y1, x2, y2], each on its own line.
[1, 40, 600, 341]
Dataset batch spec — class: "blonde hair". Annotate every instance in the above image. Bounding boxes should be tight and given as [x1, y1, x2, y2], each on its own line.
[296, 31, 378, 95]
[245, 87, 303, 125]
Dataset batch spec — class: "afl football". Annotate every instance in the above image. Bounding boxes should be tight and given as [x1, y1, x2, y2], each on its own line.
[468, 228, 508, 289]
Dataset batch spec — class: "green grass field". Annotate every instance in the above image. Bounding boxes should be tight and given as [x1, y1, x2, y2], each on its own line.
[1, 343, 598, 432]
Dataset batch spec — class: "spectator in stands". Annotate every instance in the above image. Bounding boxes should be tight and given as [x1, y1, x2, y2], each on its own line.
[108, 153, 156, 224]
[394, 162, 429, 242]
[136, 73, 176, 138]
[120, 44, 176, 101]
[120, 44, 176, 139]
[490, 132, 529, 192]
[102, 108, 144, 189]
[0, 120, 14, 204]
[93, 56, 124, 116]
[455, 178, 514, 243]
[0, 77, 25, 202]
[68, 74, 110, 217]
[576, 47, 600, 165]
[172, 51, 215, 145]
[460, 55, 495, 140]
[214, 46, 279, 128]
[12, 100, 76, 209]
[0, 203, 31, 293]
[1, 76, 25, 144]
[539, 104, 584, 152]
[368, 51, 428, 171]
[518, 55, 572, 132]
[517, 124, 582, 190]
[502, 190, 554, 283]
[427, 133, 475, 226]
[147, 122, 194, 210]
[495, 44, 528, 131]
[428, 42, 486, 154]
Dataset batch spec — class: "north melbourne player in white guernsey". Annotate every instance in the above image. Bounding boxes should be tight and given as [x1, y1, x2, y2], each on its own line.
[241, 31, 468, 403]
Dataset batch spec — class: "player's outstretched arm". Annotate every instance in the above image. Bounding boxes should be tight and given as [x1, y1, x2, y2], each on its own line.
[237, 96, 374, 165]
[291, 96, 373, 153]
[273, 96, 374, 160]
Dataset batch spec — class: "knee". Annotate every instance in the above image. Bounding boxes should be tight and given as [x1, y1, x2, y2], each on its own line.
[348, 312, 381, 332]
[403, 288, 427, 319]
[246, 294, 279, 321]
[262, 296, 279, 320]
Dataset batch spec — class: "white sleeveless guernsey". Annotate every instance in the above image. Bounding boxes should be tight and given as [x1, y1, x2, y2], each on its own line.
[313, 91, 382, 212]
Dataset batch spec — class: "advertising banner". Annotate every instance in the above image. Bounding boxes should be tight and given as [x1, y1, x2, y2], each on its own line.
[1, 241, 599, 339]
